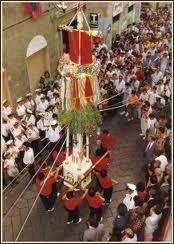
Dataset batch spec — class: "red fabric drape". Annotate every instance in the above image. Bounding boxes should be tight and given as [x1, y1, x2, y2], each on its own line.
[72, 77, 80, 110]
[68, 31, 92, 65]
[24, 3, 42, 19]
[24, 3, 32, 15]
[85, 77, 93, 101]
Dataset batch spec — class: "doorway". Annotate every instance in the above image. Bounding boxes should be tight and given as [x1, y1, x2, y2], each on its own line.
[112, 14, 120, 37]
[128, 5, 135, 25]
[26, 48, 49, 91]
[26, 35, 49, 91]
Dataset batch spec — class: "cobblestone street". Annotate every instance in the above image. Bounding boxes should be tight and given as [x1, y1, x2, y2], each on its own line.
[3, 113, 145, 242]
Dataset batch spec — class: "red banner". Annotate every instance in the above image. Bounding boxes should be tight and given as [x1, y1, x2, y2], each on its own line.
[68, 31, 92, 65]
[24, 3, 42, 19]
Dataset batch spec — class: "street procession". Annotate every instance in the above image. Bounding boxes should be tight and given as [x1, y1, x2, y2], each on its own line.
[2, 1, 172, 242]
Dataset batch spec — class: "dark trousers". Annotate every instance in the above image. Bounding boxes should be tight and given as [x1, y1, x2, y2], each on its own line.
[31, 139, 40, 156]
[3, 135, 11, 142]
[89, 206, 102, 220]
[28, 164, 36, 181]
[39, 193, 55, 210]
[65, 207, 80, 223]
[15, 151, 24, 172]
[103, 187, 113, 203]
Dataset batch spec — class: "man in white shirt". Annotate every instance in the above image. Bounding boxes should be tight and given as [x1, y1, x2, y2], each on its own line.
[11, 121, 25, 138]
[123, 183, 137, 210]
[46, 120, 61, 151]
[5, 140, 19, 159]
[16, 97, 26, 118]
[5, 139, 24, 171]
[22, 142, 35, 179]
[50, 92, 60, 107]
[36, 95, 49, 114]
[46, 120, 61, 142]
[114, 75, 125, 104]
[37, 113, 48, 139]
[152, 67, 163, 86]
[155, 155, 168, 172]
[148, 86, 158, 106]
[2, 99, 13, 120]
[34, 89, 42, 105]
[14, 131, 28, 150]
[25, 93, 35, 112]
[26, 123, 40, 156]
[47, 85, 55, 100]
[25, 109, 36, 126]
[115, 75, 125, 93]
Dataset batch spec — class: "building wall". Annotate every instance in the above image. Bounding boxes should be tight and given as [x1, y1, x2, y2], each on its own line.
[85, 2, 141, 47]
[2, 2, 76, 105]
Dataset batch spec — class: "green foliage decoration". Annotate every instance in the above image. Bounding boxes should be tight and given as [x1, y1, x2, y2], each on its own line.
[59, 103, 102, 135]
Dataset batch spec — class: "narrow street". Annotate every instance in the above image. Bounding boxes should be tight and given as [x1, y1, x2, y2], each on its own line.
[3, 113, 144, 241]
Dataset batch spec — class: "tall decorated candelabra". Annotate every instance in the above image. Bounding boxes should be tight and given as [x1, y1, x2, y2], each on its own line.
[58, 3, 103, 189]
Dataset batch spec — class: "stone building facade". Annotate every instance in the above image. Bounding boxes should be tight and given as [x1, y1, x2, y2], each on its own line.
[85, 2, 141, 48]
[2, 2, 77, 105]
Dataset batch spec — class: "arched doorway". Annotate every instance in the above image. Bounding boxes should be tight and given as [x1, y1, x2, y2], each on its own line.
[26, 35, 50, 91]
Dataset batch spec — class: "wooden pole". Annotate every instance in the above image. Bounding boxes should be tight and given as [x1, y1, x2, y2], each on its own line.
[66, 128, 69, 159]
[86, 134, 89, 159]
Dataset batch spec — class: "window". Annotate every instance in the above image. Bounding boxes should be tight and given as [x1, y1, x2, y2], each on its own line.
[128, 5, 134, 12]
[113, 14, 120, 23]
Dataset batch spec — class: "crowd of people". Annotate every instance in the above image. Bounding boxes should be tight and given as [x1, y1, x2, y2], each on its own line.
[2, 70, 64, 185]
[2, 5, 172, 242]
[89, 5, 171, 242]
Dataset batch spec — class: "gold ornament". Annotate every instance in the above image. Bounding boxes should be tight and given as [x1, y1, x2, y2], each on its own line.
[77, 22, 83, 30]
[87, 29, 92, 36]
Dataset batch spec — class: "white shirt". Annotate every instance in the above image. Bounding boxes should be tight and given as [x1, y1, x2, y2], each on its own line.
[156, 155, 168, 172]
[47, 90, 54, 99]
[15, 135, 28, 149]
[25, 114, 36, 126]
[50, 97, 60, 106]
[27, 127, 40, 141]
[2, 123, 9, 137]
[145, 211, 162, 234]
[46, 126, 61, 142]
[147, 118, 157, 130]
[140, 93, 149, 102]
[16, 105, 26, 117]
[133, 80, 140, 90]
[36, 100, 49, 113]
[43, 112, 53, 126]
[152, 71, 163, 85]
[148, 91, 157, 106]
[122, 234, 137, 242]
[34, 95, 41, 105]
[37, 119, 48, 131]
[115, 80, 125, 92]
[123, 190, 137, 210]
[3, 105, 13, 119]
[25, 100, 35, 110]
[53, 106, 59, 114]
[23, 147, 34, 165]
[11, 126, 23, 137]
[7, 117, 18, 129]
[4, 158, 16, 168]
[5, 146, 19, 158]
